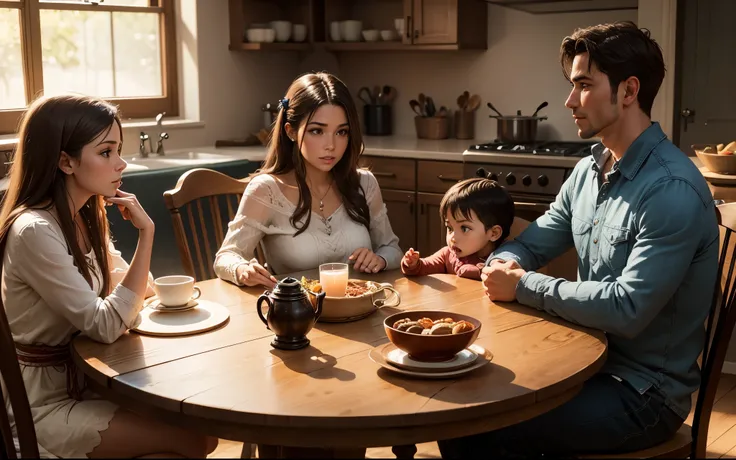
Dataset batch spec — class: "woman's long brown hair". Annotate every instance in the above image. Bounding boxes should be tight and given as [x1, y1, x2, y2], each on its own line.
[259, 72, 370, 236]
[0, 94, 121, 296]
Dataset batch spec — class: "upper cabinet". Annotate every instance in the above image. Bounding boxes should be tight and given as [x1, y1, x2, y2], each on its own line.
[409, 0, 486, 49]
[228, 0, 488, 52]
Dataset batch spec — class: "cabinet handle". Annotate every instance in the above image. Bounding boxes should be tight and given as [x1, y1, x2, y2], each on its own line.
[409, 201, 414, 215]
[373, 171, 396, 178]
[437, 175, 461, 182]
[420, 203, 425, 215]
[406, 16, 412, 39]
[414, 30, 419, 39]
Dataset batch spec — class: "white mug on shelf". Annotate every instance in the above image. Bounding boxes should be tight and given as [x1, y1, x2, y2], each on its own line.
[330, 21, 342, 42]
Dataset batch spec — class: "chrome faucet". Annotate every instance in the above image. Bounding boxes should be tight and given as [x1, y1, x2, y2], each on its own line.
[156, 132, 169, 155]
[138, 131, 151, 158]
[154, 112, 166, 156]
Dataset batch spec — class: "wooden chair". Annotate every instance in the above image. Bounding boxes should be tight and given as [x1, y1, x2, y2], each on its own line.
[581, 202, 736, 458]
[0, 238, 39, 458]
[163, 168, 265, 282]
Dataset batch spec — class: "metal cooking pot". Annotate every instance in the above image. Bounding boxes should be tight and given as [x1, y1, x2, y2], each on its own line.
[488, 101, 548, 143]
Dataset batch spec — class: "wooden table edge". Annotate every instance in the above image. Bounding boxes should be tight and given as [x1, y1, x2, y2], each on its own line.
[85, 377, 584, 448]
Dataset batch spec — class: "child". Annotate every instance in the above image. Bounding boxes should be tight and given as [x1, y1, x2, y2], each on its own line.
[401, 177, 514, 280]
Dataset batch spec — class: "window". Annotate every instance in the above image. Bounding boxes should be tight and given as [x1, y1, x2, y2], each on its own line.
[0, 0, 177, 134]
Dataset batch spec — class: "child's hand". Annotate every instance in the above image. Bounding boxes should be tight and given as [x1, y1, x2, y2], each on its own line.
[402, 248, 421, 269]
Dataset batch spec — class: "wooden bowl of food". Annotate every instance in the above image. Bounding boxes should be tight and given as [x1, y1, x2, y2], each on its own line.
[693, 142, 736, 175]
[300, 277, 401, 323]
[383, 310, 482, 362]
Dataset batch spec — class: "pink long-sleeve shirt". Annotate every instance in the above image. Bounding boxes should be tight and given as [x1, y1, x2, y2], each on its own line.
[401, 246, 486, 280]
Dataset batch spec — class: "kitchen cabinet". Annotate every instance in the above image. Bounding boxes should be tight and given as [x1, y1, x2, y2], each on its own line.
[383, 189, 418, 253]
[228, 0, 487, 52]
[359, 155, 462, 254]
[417, 192, 445, 256]
[407, 0, 486, 48]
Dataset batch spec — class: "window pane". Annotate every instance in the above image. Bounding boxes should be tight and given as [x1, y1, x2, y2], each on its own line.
[0, 8, 26, 109]
[40, 10, 162, 98]
[112, 12, 162, 97]
[41, 0, 154, 6]
[40, 10, 114, 97]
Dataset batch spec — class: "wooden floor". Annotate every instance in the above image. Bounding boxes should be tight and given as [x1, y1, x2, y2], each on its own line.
[209, 373, 736, 459]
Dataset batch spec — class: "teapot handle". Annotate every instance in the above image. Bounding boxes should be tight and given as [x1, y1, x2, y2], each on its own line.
[256, 293, 272, 330]
[314, 291, 325, 321]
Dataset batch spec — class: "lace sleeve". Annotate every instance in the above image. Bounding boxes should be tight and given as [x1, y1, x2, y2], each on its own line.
[214, 175, 277, 285]
[361, 170, 403, 270]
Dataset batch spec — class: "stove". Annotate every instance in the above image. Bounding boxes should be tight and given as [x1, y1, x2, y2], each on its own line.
[467, 140, 596, 157]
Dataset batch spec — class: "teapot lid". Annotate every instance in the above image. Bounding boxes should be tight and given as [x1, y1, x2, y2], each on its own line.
[272, 277, 304, 296]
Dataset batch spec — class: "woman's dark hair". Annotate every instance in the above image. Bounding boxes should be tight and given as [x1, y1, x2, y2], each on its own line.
[440, 177, 515, 244]
[560, 21, 665, 117]
[0, 94, 122, 296]
[258, 72, 368, 236]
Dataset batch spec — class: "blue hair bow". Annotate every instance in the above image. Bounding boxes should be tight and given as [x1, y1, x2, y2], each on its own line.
[278, 97, 289, 111]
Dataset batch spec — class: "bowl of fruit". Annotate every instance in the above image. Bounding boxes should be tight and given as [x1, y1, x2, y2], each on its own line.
[694, 142, 736, 174]
[384, 310, 482, 362]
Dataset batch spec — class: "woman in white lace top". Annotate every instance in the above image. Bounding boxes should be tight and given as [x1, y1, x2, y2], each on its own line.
[215, 73, 402, 288]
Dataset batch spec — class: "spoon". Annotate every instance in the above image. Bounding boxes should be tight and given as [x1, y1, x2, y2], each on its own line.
[531, 101, 549, 117]
[409, 99, 423, 116]
[457, 93, 468, 111]
[466, 94, 481, 112]
[486, 102, 503, 118]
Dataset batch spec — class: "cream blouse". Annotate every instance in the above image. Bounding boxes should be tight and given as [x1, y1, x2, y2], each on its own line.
[214, 169, 403, 283]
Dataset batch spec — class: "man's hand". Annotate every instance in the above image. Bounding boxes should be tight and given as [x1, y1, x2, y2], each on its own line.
[481, 259, 525, 302]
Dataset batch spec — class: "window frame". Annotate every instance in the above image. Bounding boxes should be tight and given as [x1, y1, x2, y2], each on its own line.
[0, 0, 178, 134]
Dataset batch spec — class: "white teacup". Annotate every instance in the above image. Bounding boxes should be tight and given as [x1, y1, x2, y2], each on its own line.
[154, 275, 201, 307]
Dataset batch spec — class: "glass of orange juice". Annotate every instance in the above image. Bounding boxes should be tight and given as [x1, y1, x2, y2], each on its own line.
[319, 263, 349, 297]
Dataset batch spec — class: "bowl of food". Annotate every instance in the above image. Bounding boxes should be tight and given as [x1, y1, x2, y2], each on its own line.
[383, 310, 482, 362]
[693, 142, 736, 174]
[300, 277, 400, 323]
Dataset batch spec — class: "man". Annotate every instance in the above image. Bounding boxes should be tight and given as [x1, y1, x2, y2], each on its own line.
[438, 21, 719, 458]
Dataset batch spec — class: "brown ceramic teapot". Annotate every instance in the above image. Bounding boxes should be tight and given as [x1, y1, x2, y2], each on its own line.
[257, 277, 325, 350]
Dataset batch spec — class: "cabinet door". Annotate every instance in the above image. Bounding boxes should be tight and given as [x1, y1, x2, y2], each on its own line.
[412, 0, 458, 45]
[417, 192, 446, 256]
[382, 189, 417, 253]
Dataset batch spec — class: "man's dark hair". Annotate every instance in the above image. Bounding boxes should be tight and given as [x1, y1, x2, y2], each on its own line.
[440, 178, 515, 244]
[560, 21, 665, 117]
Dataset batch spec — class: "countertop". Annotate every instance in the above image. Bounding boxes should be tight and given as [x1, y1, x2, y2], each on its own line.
[0, 137, 730, 195]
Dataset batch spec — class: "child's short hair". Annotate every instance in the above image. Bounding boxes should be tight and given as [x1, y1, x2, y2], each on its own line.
[439, 178, 515, 242]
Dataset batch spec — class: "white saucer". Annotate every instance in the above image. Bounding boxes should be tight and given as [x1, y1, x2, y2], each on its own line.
[386, 347, 478, 373]
[144, 296, 199, 313]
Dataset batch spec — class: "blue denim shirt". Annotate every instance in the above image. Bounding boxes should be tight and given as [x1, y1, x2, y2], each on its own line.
[490, 123, 719, 419]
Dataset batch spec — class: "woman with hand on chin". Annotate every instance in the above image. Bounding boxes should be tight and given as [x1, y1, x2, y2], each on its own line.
[0, 94, 216, 458]
[214, 72, 402, 288]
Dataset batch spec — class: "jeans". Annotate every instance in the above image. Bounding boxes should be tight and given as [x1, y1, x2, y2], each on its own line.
[438, 373, 685, 458]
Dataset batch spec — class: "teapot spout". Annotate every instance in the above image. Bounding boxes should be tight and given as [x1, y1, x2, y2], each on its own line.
[314, 291, 326, 321]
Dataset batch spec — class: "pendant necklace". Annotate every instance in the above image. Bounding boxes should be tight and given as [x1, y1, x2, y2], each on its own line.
[311, 179, 334, 235]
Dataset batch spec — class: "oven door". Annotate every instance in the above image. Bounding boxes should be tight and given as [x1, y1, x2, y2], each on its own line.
[514, 200, 551, 222]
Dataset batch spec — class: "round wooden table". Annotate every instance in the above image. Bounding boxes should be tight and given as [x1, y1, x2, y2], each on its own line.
[72, 271, 607, 453]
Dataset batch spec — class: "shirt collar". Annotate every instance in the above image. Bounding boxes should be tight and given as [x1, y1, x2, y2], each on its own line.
[589, 122, 668, 181]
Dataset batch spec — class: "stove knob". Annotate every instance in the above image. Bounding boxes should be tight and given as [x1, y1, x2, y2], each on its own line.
[538, 175, 549, 187]
[506, 173, 516, 186]
[490, 173, 499, 181]
[522, 175, 532, 186]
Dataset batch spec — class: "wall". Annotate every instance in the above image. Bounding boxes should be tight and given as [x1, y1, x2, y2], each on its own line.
[119, 0, 299, 156]
[315, 5, 639, 142]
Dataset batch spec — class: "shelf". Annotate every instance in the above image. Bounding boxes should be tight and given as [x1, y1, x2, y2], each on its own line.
[322, 42, 461, 52]
[229, 42, 312, 51]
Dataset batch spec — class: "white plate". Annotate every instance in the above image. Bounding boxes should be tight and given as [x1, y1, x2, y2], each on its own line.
[369, 343, 492, 379]
[386, 347, 478, 373]
[144, 296, 198, 313]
